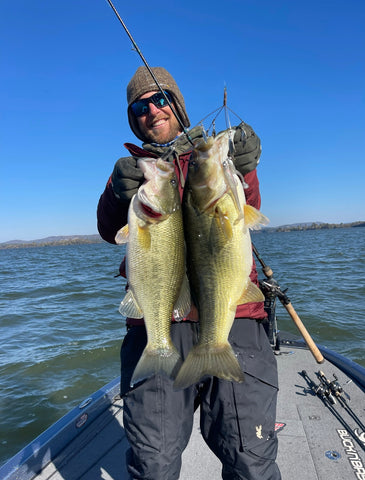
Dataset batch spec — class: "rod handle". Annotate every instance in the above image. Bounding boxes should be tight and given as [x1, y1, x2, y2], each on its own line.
[284, 302, 325, 364]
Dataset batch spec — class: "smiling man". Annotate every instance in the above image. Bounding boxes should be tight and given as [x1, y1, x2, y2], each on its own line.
[133, 90, 180, 143]
[127, 67, 188, 145]
[97, 66, 281, 480]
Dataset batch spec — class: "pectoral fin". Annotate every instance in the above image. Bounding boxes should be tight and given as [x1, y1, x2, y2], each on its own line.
[115, 224, 129, 244]
[244, 204, 269, 230]
[119, 289, 143, 318]
[137, 225, 151, 249]
[215, 205, 233, 240]
[238, 280, 265, 304]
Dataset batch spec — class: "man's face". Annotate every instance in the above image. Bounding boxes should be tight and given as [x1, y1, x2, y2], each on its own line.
[135, 91, 182, 144]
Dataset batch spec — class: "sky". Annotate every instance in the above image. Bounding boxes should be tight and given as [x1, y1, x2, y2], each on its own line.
[1, 0, 364, 242]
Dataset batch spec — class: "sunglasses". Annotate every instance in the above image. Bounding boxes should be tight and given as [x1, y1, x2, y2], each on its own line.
[131, 91, 172, 117]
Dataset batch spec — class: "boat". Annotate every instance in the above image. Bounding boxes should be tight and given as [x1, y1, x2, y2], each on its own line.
[1, 330, 364, 480]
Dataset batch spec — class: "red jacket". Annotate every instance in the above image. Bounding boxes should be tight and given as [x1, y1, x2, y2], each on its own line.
[97, 143, 266, 323]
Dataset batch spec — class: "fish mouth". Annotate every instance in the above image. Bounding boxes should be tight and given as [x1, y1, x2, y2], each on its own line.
[140, 202, 163, 218]
[192, 181, 229, 212]
[138, 188, 165, 218]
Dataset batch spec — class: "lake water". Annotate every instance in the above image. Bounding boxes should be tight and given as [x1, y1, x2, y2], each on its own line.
[0, 227, 364, 466]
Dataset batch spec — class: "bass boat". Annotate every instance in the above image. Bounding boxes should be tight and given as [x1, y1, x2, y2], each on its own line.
[1, 331, 364, 480]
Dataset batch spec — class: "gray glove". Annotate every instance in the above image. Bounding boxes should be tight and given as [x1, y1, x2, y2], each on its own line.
[111, 156, 144, 202]
[233, 122, 262, 176]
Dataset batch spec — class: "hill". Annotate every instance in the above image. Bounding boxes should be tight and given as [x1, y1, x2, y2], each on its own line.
[0, 234, 103, 249]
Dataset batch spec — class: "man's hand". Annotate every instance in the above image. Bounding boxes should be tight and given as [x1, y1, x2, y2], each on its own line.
[111, 156, 144, 202]
[233, 122, 262, 176]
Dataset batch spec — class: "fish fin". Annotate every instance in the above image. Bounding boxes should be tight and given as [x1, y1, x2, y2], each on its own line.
[173, 343, 244, 390]
[115, 224, 129, 244]
[173, 274, 191, 321]
[238, 281, 265, 304]
[243, 204, 269, 230]
[225, 169, 245, 224]
[215, 206, 233, 240]
[118, 290, 144, 319]
[130, 345, 182, 387]
[137, 224, 151, 249]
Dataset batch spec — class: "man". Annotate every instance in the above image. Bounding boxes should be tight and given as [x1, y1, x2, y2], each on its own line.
[97, 66, 281, 480]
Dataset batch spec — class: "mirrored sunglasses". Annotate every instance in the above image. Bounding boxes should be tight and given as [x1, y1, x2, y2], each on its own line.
[131, 91, 172, 117]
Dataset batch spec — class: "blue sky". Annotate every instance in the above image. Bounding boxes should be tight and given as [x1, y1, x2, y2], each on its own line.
[1, 0, 364, 242]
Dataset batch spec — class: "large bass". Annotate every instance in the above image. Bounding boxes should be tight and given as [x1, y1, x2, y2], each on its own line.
[116, 158, 190, 387]
[174, 131, 268, 389]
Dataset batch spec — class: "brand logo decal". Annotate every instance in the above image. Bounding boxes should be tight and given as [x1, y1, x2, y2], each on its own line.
[337, 429, 365, 479]
[275, 422, 286, 433]
[256, 425, 263, 439]
[76, 413, 88, 429]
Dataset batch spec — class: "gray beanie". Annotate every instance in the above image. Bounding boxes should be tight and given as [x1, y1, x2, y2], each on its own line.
[127, 66, 190, 141]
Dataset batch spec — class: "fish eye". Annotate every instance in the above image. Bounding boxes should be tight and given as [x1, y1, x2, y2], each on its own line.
[170, 179, 177, 186]
[189, 151, 199, 167]
[222, 160, 228, 168]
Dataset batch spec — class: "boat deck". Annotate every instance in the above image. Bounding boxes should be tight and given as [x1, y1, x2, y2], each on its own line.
[4, 344, 365, 479]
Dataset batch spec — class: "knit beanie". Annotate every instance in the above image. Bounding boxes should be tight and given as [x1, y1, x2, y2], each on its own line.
[127, 66, 190, 141]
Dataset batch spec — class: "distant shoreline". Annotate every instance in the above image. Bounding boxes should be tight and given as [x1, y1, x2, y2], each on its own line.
[265, 221, 365, 233]
[1, 222, 364, 250]
[0, 234, 104, 250]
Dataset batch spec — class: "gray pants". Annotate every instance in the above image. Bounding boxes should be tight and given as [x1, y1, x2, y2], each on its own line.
[120, 319, 281, 480]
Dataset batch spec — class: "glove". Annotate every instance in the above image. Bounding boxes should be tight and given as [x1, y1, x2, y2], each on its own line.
[233, 122, 262, 176]
[173, 125, 205, 155]
[111, 156, 144, 202]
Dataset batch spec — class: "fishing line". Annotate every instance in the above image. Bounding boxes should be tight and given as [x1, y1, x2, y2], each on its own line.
[198, 88, 244, 137]
[104, 0, 193, 145]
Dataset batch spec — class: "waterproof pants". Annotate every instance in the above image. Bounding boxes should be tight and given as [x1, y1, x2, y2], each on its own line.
[120, 319, 281, 480]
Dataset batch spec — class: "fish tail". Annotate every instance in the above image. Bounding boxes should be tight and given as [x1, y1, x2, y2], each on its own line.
[173, 343, 244, 390]
[130, 346, 182, 388]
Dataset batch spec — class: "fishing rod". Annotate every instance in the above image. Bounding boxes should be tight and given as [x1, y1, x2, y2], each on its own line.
[104, 0, 193, 146]
[252, 243, 324, 364]
[301, 370, 365, 452]
[301, 369, 336, 404]
[318, 370, 365, 433]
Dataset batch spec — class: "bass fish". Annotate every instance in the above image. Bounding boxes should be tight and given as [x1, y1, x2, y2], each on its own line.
[174, 130, 268, 390]
[116, 158, 190, 387]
